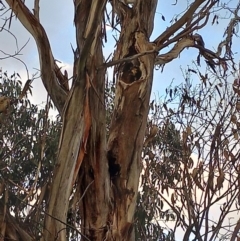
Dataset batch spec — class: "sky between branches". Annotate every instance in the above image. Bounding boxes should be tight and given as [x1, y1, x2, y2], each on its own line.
[1, 1, 240, 240]
[1, 0, 240, 107]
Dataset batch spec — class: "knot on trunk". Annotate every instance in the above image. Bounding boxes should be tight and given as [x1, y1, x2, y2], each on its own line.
[120, 62, 142, 84]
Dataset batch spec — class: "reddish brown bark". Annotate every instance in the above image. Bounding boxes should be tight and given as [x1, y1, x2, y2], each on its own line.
[106, 2, 157, 239]
[3, 0, 217, 240]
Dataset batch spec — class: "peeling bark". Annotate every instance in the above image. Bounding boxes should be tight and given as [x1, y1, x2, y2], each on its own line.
[42, 1, 109, 240]
[3, 0, 219, 240]
[107, 47, 155, 241]
[106, 1, 157, 240]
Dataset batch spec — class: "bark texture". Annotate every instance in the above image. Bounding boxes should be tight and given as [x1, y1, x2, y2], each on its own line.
[42, 1, 110, 240]
[106, 2, 157, 239]
[3, 0, 217, 240]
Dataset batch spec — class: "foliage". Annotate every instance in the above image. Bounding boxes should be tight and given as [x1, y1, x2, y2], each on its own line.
[0, 71, 61, 237]
[138, 68, 240, 241]
[1, 64, 240, 241]
[1, 0, 240, 241]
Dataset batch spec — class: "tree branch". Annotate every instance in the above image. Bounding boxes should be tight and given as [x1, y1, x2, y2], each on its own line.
[155, 37, 195, 65]
[74, 0, 108, 79]
[99, 49, 157, 69]
[5, 0, 67, 115]
[34, 0, 40, 20]
[154, 0, 215, 48]
[230, 218, 240, 241]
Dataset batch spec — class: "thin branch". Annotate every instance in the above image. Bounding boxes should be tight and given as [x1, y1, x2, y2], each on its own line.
[154, 0, 215, 47]
[99, 49, 157, 69]
[0, 26, 19, 50]
[79, 180, 94, 202]
[34, 0, 40, 20]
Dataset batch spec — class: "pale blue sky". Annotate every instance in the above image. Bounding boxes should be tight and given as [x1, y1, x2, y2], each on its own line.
[1, 1, 240, 239]
[1, 0, 240, 105]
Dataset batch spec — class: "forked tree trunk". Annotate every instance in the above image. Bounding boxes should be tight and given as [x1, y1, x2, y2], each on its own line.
[75, 1, 157, 240]
[4, 0, 157, 240]
[3, 0, 158, 240]
[4, 0, 214, 240]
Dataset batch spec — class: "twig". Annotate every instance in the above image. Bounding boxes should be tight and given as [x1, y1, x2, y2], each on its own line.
[99, 49, 157, 69]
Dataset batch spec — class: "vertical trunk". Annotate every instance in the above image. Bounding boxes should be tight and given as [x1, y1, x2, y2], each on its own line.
[42, 1, 109, 240]
[107, 1, 157, 240]
[3, 0, 218, 240]
[74, 1, 111, 240]
[107, 44, 155, 241]
[77, 54, 110, 240]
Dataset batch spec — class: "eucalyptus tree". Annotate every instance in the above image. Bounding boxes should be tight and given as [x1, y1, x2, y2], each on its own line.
[1, 0, 239, 240]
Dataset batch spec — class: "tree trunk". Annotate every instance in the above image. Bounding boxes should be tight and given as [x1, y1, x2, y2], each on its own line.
[70, 1, 157, 240]
[106, 2, 157, 240]
[3, 0, 216, 240]
[4, 0, 157, 240]
[42, 1, 110, 240]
